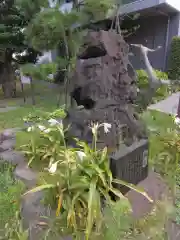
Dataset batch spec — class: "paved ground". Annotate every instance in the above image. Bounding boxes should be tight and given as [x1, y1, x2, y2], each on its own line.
[148, 92, 180, 115]
[0, 106, 19, 112]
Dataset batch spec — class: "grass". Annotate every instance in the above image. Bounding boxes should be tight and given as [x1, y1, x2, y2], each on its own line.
[0, 162, 24, 231]
[141, 110, 176, 163]
[142, 109, 180, 228]
[142, 110, 175, 131]
[128, 200, 171, 240]
[142, 110, 177, 187]
[0, 80, 66, 131]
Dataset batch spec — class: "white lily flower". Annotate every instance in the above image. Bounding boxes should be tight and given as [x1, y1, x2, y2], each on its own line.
[102, 123, 111, 133]
[48, 162, 58, 174]
[58, 119, 63, 128]
[90, 122, 111, 134]
[44, 128, 51, 133]
[27, 126, 35, 132]
[38, 125, 46, 131]
[48, 118, 60, 126]
[76, 151, 86, 161]
[90, 122, 99, 135]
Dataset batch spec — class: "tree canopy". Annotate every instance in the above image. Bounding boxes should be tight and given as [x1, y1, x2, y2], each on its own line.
[0, 0, 48, 64]
[21, 0, 117, 84]
[25, 0, 117, 52]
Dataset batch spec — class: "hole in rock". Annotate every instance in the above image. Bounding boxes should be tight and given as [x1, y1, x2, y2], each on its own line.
[71, 87, 96, 109]
[71, 87, 82, 105]
[127, 63, 135, 79]
[78, 46, 107, 59]
[82, 97, 96, 109]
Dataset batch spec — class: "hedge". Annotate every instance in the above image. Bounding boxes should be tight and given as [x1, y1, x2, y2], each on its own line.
[168, 36, 180, 80]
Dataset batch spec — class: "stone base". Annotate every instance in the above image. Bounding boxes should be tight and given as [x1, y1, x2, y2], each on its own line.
[125, 171, 168, 219]
[110, 139, 149, 195]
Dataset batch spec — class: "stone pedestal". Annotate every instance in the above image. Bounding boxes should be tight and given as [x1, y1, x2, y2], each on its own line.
[110, 139, 149, 194]
[125, 171, 168, 219]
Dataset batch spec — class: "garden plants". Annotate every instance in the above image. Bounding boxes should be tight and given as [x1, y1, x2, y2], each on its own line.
[21, 113, 152, 239]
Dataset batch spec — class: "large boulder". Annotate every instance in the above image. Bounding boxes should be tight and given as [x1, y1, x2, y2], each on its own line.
[64, 30, 147, 150]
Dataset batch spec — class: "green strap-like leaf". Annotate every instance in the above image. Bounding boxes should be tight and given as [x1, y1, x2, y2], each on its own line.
[23, 184, 56, 196]
[86, 179, 97, 240]
[91, 163, 107, 188]
[112, 179, 153, 203]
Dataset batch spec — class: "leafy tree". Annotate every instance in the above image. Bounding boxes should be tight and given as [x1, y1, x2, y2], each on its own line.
[26, 0, 116, 49]
[24, 0, 117, 83]
[0, 0, 48, 97]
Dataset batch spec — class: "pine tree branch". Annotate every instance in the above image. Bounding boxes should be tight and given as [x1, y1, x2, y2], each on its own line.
[0, 0, 40, 64]
[131, 44, 180, 87]
[131, 43, 180, 110]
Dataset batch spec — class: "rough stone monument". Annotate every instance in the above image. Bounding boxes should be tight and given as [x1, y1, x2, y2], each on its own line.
[63, 29, 148, 192]
[65, 30, 147, 146]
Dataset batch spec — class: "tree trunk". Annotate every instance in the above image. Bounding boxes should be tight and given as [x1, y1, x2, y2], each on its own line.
[1, 60, 16, 98]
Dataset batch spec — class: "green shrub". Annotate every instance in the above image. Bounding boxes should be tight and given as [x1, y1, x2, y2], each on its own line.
[23, 108, 66, 124]
[136, 69, 170, 104]
[21, 117, 151, 239]
[168, 36, 180, 80]
[21, 62, 58, 82]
